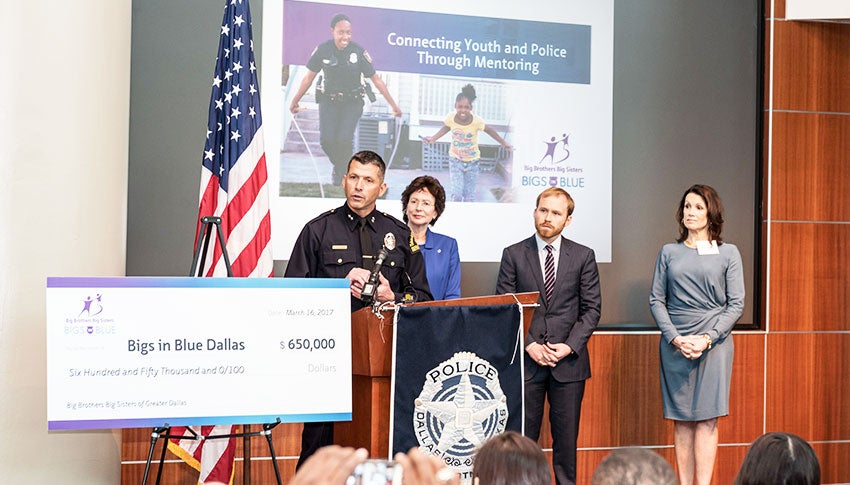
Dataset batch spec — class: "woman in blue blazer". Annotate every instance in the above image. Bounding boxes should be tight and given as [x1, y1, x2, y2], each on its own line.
[401, 176, 461, 300]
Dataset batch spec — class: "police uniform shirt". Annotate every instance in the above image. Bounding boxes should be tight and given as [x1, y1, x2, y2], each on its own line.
[285, 204, 433, 312]
[306, 40, 376, 95]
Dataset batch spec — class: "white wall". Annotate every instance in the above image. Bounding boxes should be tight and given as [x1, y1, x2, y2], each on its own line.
[1, 0, 131, 482]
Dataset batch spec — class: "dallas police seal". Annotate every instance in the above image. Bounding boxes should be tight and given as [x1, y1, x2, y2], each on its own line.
[413, 352, 508, 479]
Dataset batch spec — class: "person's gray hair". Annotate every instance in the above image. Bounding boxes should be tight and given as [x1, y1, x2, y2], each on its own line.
[591, 448, 676, 485]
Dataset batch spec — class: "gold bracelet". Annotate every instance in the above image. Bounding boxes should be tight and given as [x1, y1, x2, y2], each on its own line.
[703, 333, 712, 350]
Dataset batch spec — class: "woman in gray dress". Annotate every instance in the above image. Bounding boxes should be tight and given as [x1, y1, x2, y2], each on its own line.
[649, 184, 745, 485]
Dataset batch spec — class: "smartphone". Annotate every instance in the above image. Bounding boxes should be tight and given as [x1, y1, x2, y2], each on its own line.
[347, 459, 402, 485]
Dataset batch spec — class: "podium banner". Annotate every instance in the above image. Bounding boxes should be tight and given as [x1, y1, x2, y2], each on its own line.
[46, 276, 351, 431]
[390, 303, 523, 480]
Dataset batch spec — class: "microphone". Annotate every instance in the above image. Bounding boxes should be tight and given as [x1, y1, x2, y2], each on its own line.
[360, 245, 389, 304]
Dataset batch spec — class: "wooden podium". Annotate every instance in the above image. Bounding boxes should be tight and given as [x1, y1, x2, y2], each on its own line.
[333, 292, 539, 457]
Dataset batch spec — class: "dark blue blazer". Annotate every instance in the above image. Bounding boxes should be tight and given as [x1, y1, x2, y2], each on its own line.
[496, 235, 601, 382]
[420, 228, 461, 301]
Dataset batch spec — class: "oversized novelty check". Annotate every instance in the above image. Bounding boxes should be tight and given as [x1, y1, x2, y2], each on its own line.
[46, 277, 350, 431]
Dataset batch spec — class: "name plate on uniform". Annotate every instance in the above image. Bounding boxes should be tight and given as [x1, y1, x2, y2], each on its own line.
[46, 277, 351, 431]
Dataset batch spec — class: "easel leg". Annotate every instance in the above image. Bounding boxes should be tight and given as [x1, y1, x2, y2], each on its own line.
[263, 422, 283, 485]
[141, 426, 169, 485]
[141, 431, 157, 485]
[243, 425, 251, 485]
[214, 218, 233, 276]
[191, 219, 213, 277]
[155, 427, 170, 485]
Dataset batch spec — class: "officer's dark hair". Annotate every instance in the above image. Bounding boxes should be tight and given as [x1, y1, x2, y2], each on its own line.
[400, 176, 446, 225]
[456, 84, 477, 104]
[330, 13, 350, 29]
[348, 150, 386, 179]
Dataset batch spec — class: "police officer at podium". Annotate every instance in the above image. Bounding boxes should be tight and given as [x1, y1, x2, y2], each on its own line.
[285, 150, 432, 468]
[289, 13, 402, 185]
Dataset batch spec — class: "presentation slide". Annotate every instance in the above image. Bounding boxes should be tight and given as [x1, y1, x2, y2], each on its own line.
[271, 0, 613, 262]
[46, 277, 351, 431]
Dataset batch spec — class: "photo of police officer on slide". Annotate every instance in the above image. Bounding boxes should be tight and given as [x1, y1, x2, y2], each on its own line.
[288, 13, 402, 185]
[281, 5, 516, 204]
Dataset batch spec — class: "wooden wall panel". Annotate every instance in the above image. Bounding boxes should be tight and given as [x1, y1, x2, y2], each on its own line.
[121, 459, 299, 485]
[812, 442, 850, 485]
[724, 334, 767, 442]
[766, 12, 850, 483]
[580, 334, 669, 447]
[770, 112, 850, 221]
[769, 223, 850, 331]
[772, 19, 850, 112]
[122, 423, 302, 484]
[767, 333, 850, 441]
[766, 0, 787, 19]
[713, 445, 752, 485]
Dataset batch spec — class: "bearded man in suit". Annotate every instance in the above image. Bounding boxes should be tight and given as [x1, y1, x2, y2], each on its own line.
[496, 187, 602, 485]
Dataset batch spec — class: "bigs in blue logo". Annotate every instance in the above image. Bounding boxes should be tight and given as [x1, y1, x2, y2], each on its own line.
[521, 176, 585, 188]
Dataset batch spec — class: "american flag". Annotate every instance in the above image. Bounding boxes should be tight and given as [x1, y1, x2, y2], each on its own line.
[168, 425, 237, 484]
[168, 0, 271, 482]
[196, 0, 272, 279]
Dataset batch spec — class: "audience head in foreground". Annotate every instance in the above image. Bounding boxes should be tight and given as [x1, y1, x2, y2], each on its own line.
[288, 445, 459, 485]
[472, 431, 551, 485]
[733, 432, 820, 485]
[590, 448, 676, 485]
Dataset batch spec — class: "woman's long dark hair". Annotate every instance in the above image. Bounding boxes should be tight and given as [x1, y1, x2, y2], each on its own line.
[675, 184, 725, 244]
[733, 432, 820, 485]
